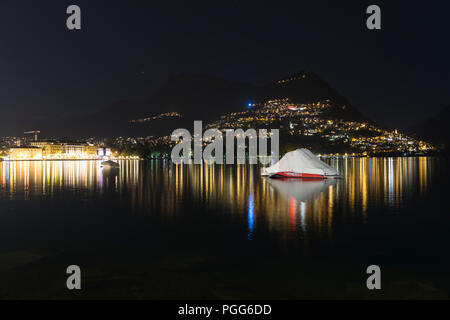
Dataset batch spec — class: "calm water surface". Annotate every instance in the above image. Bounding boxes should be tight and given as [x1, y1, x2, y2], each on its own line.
[0, 158, 449, 299]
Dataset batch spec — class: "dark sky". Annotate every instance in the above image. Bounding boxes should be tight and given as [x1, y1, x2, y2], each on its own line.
[0, 0, 449, 136]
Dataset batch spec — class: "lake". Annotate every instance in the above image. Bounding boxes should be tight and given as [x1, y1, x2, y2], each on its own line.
[0, 157, 449, 299]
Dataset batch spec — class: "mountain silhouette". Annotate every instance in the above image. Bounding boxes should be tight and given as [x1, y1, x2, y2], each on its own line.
[38, 71, 370, 138]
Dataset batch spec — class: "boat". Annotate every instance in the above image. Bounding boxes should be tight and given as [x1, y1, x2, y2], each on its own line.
[261, 148, 340, 179]
[101, 160, 120, 168]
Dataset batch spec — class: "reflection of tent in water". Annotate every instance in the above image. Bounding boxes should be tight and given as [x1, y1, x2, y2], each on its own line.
[267, 178, 337, 232]
[262, 148, 339, 179]
[267, 178, 337, 202]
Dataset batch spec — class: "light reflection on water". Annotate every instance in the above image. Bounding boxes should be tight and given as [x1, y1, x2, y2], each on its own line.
[0, 157, 434, 239]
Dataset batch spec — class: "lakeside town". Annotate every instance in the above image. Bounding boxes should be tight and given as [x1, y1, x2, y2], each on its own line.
[0, 97, 436, 161]
[0, 136, 138, 161]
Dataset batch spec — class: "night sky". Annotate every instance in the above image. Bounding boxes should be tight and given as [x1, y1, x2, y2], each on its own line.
[1, 0, 449, 136]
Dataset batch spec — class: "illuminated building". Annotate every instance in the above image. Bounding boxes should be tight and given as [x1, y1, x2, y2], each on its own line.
[5, 140, 111, 160]
[97, 147, 112, 158]
[8, 147, 43, 160]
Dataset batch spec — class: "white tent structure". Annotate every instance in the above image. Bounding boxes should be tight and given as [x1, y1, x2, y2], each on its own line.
[261, 148, 340, 179]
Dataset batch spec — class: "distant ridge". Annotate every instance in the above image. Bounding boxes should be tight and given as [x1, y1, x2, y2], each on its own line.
[409, 105, 450, 148]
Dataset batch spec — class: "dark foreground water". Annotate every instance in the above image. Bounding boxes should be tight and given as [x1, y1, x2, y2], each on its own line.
[0, 157, 449, 299]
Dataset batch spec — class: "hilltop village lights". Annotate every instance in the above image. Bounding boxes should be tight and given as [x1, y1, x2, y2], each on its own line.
[206, 97, 435, 155]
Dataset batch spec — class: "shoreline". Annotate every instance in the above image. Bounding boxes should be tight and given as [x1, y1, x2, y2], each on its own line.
[0, 158, 140, 162]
